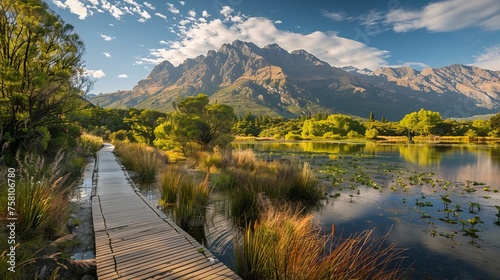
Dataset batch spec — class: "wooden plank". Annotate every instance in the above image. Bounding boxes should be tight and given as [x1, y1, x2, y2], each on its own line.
[92, 143, 241, 280]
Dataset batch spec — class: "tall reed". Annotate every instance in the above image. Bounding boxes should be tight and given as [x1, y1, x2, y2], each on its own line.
[113, 141, 167, 180]
[158, 165, 210, 227]
[234, 199, 406, 280]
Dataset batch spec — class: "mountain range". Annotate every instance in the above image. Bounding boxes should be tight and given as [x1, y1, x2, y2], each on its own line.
[89, 40, 500, 120]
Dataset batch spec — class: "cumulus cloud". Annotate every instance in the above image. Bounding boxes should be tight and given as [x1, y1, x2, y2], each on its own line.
[471, 45, 500, 71]
[188, 10, 196, 17]
[386, 0, 500, 32]
[118, 74, 129, 78]
[103, 52, 111, 58]
[138, 17, 389, 70]
[85, 69, 106, 79]
[220, 6, 234, 18]
[100, 33, 115, 41]
[202, 10, 210, 18]
[274, 20, 282, 24]
[167, 3, 180, 14]
[179, 1, 185, 5]
[52, 0, 88, 20]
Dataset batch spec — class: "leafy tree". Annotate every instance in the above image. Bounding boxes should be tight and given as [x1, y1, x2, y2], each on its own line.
[124, 109, 165, 145]
[154, 94, 235, 155]
[0, 0, 90, 157]
[399, 109, 442, 137]
[490, 113, 500, 135]
[302, 114, 364, 138]
[365, 128, 379, 139]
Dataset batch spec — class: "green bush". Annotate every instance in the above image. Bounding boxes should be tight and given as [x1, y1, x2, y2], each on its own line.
[113, 141, 168, 180]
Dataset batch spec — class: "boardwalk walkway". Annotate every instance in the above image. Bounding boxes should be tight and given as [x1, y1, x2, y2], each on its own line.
[92, 143, 241, 279]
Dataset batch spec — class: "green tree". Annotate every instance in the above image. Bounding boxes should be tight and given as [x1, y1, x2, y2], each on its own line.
[490, 113, 500, 135]
[0, 0, 90, 157]
[399, 109, 442, 137]
[369, 111, 375, 122]
[154, 94, 235, 155]
[124, 109, 165, 145]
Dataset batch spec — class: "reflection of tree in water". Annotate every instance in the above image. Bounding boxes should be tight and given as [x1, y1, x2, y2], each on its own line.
[398, 145, 443, 166]
[487, 146, 500, 167]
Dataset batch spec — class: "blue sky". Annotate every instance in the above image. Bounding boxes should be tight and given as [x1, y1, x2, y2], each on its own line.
[45, 0, 500, 95]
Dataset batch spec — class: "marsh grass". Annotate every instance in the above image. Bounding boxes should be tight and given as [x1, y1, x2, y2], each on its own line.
[158, 165, 210, 227]
[113, 141, 167, 180]
[11, 151, 71, 237]
[235, 199, 407, 280]
[219, 149, 323, 222]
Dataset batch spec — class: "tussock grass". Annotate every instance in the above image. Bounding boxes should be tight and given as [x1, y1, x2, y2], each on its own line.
[158, 165, 210, 227]
[77, 133, 103, 156]
[113, 141, 168, 180]
[219, 150, 323, 222]
[0, 152, 71, 238]
[235, 199, 407, 280]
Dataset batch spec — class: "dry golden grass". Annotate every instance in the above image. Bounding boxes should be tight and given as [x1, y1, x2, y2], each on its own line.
[235, 199, 407, 280]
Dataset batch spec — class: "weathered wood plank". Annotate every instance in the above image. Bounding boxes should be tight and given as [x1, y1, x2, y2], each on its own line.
[92, 143, 241, 279]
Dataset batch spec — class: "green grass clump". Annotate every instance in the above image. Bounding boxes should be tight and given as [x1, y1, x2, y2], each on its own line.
[158, 165, 210, 227]
[220, 150, 323, 222]
[113, 141, 167, 180]
[235, 200, 407, 280]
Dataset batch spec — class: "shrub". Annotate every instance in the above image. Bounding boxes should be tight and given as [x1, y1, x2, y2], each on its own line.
[77, 133, 103, 156]
[365, 128, 379, 139]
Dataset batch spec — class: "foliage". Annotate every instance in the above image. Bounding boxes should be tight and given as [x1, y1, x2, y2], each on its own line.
[490, 113, 500, 134]
[0, 0, 90, 157]
[77, 133, 103, 156]
[365, 128, 379, 139]
[0, 152, 71, 238]
[234, 199, 406, 280]
[113, 141, 167, 180]
[302, 114, 364, 138]
[399, 109, 442, 136]
[124, 109, 166, 145]
[154, 94, 235, 156]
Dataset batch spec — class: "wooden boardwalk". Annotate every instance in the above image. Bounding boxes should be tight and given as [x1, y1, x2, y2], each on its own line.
[92, 143, 241, 279]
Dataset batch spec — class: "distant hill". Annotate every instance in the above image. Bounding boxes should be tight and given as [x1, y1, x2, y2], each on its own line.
[90, 40, 500, 120]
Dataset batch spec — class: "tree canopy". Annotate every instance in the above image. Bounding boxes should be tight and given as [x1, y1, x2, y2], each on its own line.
[399, 109, 442, 136]
[154, 94, 235, 155]
[1, 0, 90, 157]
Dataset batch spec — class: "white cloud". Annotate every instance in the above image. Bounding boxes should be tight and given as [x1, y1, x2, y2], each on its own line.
[85, 69, 106, 79]
[88, 0, 99, 5]
[143, 2, 155, 10]
[52, 0, 88, 20]
[471, 45, 500, 71]
[179, 19, 190, 25]
[118, 74, 128, 78]
[103, 52, 111, 58]
[159, 40, 168, 45]
[101, 0, 124, 19]
[167, 3, 180, 14]
[179, 1, 185, 5]
[155, 13, 167, 20]
[274, 20, 282, 24]
[139, 17, 389, 70]
[386, 0, 500, 32]
[188, 10, 196, 17]
[220, 6, 234, 18]
[202, 10, 210, 18]
[100, 33, 115, 41]
[198, 17, 207, 23]
[323, 11, 351, 22]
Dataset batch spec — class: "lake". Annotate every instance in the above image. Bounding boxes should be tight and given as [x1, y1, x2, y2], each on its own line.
[140, 141, 500, 279]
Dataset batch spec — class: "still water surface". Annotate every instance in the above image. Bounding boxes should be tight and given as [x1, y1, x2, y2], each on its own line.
[141, 141, 500, 279]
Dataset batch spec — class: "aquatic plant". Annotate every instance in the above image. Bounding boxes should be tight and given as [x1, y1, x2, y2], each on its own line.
[468, 202, 481, 213]
[440, 194, 452, 210]
[463, 216, 481, 243]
